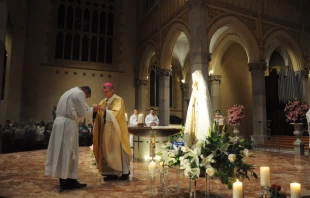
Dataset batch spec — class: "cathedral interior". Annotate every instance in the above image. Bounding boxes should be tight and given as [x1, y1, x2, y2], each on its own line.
[1, 0, 310, 197]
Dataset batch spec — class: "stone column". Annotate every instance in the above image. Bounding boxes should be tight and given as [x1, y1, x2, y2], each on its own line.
[157, 68, 171, 126]
[135, 79, 148, 116]
[186, 0, 209, 81]
[209, 75, 221, 112]
[180, 83, 189, 121]
[249, 61, 267, 144]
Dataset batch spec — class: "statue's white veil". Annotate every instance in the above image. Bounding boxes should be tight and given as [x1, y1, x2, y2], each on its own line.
[184, 70, 214, 146]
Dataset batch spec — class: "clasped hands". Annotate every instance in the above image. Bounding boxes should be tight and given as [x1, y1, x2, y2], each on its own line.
[92, 104, 105, 112]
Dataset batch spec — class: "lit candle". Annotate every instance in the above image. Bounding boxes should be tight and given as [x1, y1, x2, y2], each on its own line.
[138, 114, 144, 124]
[260, 166, 270, 187]
[149, 161, 156, 175]
[290, 182, 301, 198]
[233, 179, 242, 198]
[125, 113, 128, 122]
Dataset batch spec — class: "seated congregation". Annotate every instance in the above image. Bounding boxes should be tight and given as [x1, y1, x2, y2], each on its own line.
[0, 120, 93, 153]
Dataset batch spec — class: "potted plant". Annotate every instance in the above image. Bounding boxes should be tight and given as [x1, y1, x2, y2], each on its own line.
[226, 104, 246, 136]
[284, 99, 309, 137]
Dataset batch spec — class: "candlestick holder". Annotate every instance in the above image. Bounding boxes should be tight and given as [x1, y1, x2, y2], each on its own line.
[175, 166, 181, 190]
[149, 173, 156, 192]
[261, 186, 270, 198]
[163, 166, 169, 192]
[189, 178, 196, 198]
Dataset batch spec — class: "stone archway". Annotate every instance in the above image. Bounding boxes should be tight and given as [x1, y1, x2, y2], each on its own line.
[208, 16, 260, 63]
[158, 22, 190, 125]
[138, 42, 158, 80]
[160, 22, 190, 69]
[264, 30, 304, 71]
[207, 16, 264, 141]
[136, 42, 158, 114]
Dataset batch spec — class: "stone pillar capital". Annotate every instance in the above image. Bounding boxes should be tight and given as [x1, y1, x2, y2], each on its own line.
[186, 0, 208, 8]
[248, 61, 267, 73]
[156, 68, 172, 77]
[180, 83, 189, 91]
[135, 79, 148, 86]
[209, 75, 221, 84]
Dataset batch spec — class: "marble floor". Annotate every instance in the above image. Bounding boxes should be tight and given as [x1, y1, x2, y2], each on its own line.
[0, 147, 310, 198]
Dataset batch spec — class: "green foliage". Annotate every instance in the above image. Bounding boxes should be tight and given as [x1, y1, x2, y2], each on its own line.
[202, 131, 257, 189]
[158, 125, 257, 189]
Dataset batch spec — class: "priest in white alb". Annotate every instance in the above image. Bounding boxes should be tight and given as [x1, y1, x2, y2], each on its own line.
[45, 86, 99, 191]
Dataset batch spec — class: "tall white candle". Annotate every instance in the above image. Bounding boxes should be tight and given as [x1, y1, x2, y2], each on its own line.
[290, 182, 301, 198]
[149, 161, 156, 175]
[138, 114, 144, 124]
[260, 166, 270, 187]
[125, 113, 128, 122]
[233, 179, 242, 198]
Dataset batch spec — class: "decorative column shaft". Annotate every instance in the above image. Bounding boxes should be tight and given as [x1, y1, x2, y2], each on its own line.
[135, 79, 148, 115]
[186, 0, 209, 82]
[209, 75, 221, 112]
[157, 68, 172, 126]
[249, 61, 267, 144]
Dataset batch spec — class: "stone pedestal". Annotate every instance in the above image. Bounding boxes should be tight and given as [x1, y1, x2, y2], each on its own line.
[291, 123, 305, 155]
[293, 139, 305, 155]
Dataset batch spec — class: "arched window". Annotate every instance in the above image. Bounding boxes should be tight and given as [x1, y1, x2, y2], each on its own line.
[55, 0, 115, 64]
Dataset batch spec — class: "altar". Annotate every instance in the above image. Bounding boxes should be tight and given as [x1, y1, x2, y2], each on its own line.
[128, 126, 182, 161]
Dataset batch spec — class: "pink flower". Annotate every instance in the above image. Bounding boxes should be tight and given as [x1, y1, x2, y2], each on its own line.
[284, 99, 309, 123]
[226, 104, 245, 125]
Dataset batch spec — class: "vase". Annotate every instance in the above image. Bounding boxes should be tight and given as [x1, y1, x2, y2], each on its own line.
[291, 123, 305, 155]
[175, 166, 181, 190]
[205, 173, 211, 197]
[189, 178, 196, 198]
[291, 123, 304, 139]
[232, 124, 240, 137]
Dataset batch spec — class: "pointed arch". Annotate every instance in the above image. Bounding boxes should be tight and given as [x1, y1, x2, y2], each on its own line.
[160, 21, 190, 69]
[138, 42, 158, 79]
[208, 16, 260, 63]
[264, 30, 303, 71]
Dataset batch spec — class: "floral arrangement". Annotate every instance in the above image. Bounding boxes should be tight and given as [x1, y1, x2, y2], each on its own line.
[157, 125, 257, 189]
[226, 104, 245, 125]
[270, 184, 286, 198]
[284, 99, 309, 123]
